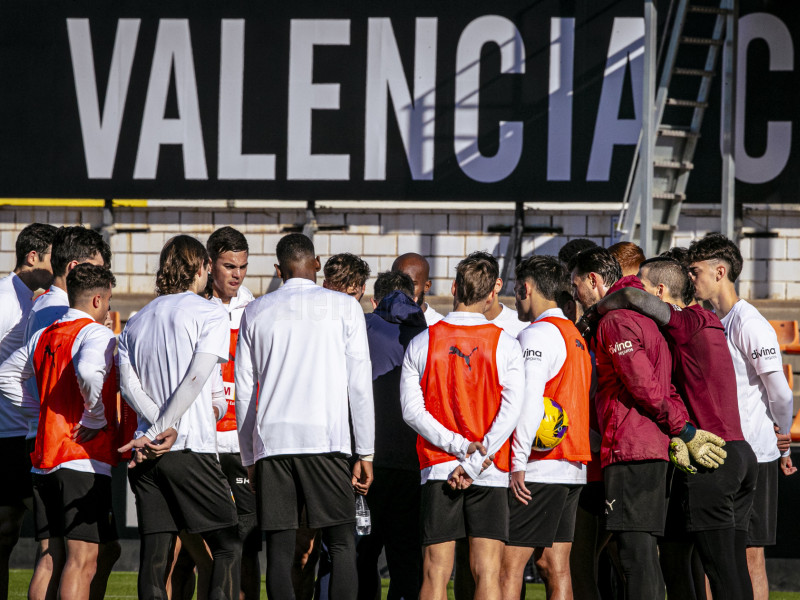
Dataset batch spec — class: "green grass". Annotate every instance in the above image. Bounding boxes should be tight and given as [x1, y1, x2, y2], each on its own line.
[9, 570, 800, 599]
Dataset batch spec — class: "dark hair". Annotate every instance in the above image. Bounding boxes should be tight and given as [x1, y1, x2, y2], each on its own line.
[324, 253, 371, 292]
[558, 238, 598, 265]
[66, 263, 116, 306]
[455, 252, 499, 306]
[207, 226, 249, 261]
[660, 247, 694, 301]
[607, 241, 646, 275]
[567, 246, 622, 287]
[276, 233, 315, 266]
[688, 233, 742, 282]
[15, 223, 57, 269]
[156, 235, 209, 296]
[515, 255, 570, 302]
[373, 271, 414, 304]
[639, 257, 692, 305]
[50, 226, 111, 277]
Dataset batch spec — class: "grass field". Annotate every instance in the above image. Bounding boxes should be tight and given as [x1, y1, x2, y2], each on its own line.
[8, 570, 800, 599]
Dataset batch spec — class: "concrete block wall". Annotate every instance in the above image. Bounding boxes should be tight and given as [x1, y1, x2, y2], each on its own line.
[1, 203, 799, 299]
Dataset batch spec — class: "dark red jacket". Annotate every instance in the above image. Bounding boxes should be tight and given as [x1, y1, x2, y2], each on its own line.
[592, 276, 689, 467]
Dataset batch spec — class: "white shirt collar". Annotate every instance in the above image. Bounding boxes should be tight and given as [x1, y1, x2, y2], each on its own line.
[534, 307, 567, 322]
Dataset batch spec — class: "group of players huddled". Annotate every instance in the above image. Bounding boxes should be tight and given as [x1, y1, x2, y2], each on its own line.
[0, 222, 794, 600]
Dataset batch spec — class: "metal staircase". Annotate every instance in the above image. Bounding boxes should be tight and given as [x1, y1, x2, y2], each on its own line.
[618, 0, 737, 255]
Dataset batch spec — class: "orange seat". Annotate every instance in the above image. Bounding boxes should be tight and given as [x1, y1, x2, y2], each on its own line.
[769, 320, 800, 354]
[784, 363, 794, 390]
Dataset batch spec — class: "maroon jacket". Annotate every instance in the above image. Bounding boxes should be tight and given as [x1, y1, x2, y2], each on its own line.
[592, 276, 689, 467]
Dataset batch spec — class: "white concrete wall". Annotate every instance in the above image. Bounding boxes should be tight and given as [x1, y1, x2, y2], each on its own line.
[1, 202, 798, 299]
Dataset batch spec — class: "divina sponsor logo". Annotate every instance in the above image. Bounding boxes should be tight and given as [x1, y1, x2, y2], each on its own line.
[608, 340, 633, 355]
[751, 347, 777, 360]
[523, 348, 543, 359]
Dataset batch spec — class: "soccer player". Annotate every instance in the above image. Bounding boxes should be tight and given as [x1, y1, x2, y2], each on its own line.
[358, 270, 427, 600]
[0, 264, 118, 600]
[607, 242, 645, 277]
[22, 226, 116, 600]
[206, 226, 260, 600]
[393, 253, 444, 325]
[593, 256, 758, 599]
[0, 223, 56, 600]
[400, 252, 525, 600]
[118, 235, 241, 600]
[568, 246, 724, 600]
[323, 252, 371, 301]
[500, 256, 592, 600]
[688, 233, 796, 600]
[235, 233, 374, 600]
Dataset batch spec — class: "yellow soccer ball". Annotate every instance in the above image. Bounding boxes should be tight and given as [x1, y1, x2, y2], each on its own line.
[533, 397, 569, 451]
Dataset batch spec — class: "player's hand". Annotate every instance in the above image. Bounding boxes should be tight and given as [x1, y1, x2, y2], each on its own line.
[247, 465, 256, 493]
[780, 455, 797, 476]
[775, 425, 791, 453]
[71, 423, 103, 444]
[143, 428, 178, 458]
[466, 441, 487, 459]
[103, 311, 114, 331]
[481, 453, 496, 472]
[510, 471, 532, 505]
[352, 460, 374, 495]
[213, 406, 220, 420]
[447, 465, 473, 490]
[669, 438, 697, 475]
[118, 436, 153, 469]
[684, 428, 726, 469]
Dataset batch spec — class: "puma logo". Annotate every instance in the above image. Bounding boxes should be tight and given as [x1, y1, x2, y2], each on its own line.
[605, 498, 616, 513]
[42, 343, 62, 366]
[449, 346, 478, 371]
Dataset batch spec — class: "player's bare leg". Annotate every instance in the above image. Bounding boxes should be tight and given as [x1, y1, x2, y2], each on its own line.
[468, 537, 504, 600]
[500, 545, 533, 599]
[88, 540, 120, 600]
[29, 538, 65, 600]
[60, 540, 98, 600]
[747, 547, 768, 600]
[533, 543, 573, 600]
[421, 541, 455, 600]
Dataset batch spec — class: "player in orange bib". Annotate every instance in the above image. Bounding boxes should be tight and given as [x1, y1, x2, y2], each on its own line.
[400, 252, 525, 600]
[500, 256, 592, 600]
[0, 264, 118, 600]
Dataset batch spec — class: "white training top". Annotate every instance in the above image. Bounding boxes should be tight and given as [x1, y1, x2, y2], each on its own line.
[118, 292, 230, 454]
[235, 278, 375, 467]
[720, 299, 788, 463]
[512, 308, 587, 484]
[0, 308, 116, 476]
[490, 303, 530, 338]
[0, 273, 34, 437]
[423, 303, 444, 326]
[211, 285, 254, 454]
[22, 285, 70, 438]
[400, 311, 525, 486]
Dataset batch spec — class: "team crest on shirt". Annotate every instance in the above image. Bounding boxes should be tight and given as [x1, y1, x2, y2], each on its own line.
[449, 346, 478, 371]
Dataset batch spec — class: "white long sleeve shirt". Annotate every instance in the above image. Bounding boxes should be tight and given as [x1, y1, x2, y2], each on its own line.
[400, 311, 525, 486]
[235, 278, 375, 467]
[211, 285, 254, 454]
[0, 308, 116, 475]
[511, 308, 587, 484]
[0, 272, 34, 437]
[118, 292, 230, 454]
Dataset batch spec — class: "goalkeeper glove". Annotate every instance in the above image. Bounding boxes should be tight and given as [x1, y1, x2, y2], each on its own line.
[672, 423, 727, 470]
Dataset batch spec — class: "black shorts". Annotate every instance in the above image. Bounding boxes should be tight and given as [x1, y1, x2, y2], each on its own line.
[32, 469, 118, 543]
[0, 436, 33, 506]
[218, 452, 261, 553]
[602, 460, 668, 535]
[255, 453, 355, 531]
[508, 483, 582, 547]
[128, 450, 238, 536]
[747, 459, 779, 547]
[420, 481, 508, 545]
[577, 480, 605, 518]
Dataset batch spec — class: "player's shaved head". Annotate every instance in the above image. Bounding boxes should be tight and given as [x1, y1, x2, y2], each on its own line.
[392, 253, 432, 308]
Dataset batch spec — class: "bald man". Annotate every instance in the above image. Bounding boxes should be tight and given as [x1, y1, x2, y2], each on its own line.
[392, 253, 443, 326]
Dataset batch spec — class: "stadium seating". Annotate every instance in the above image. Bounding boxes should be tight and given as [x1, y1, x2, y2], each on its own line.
[769, 320, 800, 354]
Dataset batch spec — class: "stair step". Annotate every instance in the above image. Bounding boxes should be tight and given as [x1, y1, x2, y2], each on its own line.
[680, 36, 724, 46]
[673, 67, 716, 77]
[654, 160, 695, 170]
[651, 223, 678, 232]
[658, 126, 700, 138]
[688, 5, 734, 15]
[653, 192, 687, 201]
[666, 98, 709, 108]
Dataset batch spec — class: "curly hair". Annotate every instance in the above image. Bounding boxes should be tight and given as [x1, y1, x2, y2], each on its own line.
[688, 233, 742, 282]
[66, 263, 116, 306]
[51, 226, 111, 277]
[324, 253, 371, 293]
[156, 235, 209, 296]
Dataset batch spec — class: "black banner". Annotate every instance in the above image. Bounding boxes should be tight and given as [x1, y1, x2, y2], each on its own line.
[0, 0, 796, 201]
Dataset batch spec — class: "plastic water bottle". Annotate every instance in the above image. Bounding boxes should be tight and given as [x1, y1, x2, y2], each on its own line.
[355, 495, 371, 535]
